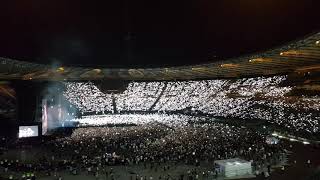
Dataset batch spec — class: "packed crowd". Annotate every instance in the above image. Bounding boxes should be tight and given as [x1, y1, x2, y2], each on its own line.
[55, 122, 283, 165]
[0, 122, 285, 179]
[63, 76, 290, 114]
[63, 76, 320, 134]
[70, 114, 203, 127]
[63, 82, 114, 113]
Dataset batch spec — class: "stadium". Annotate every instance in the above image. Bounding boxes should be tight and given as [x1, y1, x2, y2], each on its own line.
[0, 1, 320, 180]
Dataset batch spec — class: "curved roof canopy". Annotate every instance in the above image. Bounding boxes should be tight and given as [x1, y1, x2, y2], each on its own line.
[0, 32, 320, 80]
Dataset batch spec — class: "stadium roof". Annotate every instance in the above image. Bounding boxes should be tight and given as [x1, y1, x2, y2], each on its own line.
[0, 32, 320, 81]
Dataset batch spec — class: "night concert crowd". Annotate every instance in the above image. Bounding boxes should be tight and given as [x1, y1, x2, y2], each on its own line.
[0, 121, 285, 180]
[64, 76, 320, 134]
[2, 74, 318, 179]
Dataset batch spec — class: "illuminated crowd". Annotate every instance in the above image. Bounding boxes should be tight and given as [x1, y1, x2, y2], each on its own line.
[70, 114, 200, 127]
[53, 122, 282, 165]
[42, 121, 282, 179]
[64, 76, 320, 134]
[0, 119, 286, 179]
[64, 82, 114, 113]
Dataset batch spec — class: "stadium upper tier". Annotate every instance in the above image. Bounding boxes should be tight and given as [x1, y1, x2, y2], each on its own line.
[0, 32, 320, 80]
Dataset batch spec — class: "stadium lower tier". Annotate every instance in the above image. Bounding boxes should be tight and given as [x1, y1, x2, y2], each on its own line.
[43, 75, 320, 136]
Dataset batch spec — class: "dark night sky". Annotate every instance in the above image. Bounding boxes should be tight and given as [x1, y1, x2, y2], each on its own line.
[0, 0, 319, 68]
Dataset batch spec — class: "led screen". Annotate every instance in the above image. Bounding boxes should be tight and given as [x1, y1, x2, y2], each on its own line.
[18, 126, 38, 138]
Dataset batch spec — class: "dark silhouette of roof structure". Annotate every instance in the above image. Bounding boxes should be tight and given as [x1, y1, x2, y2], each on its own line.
[0, 32, 319, 80]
